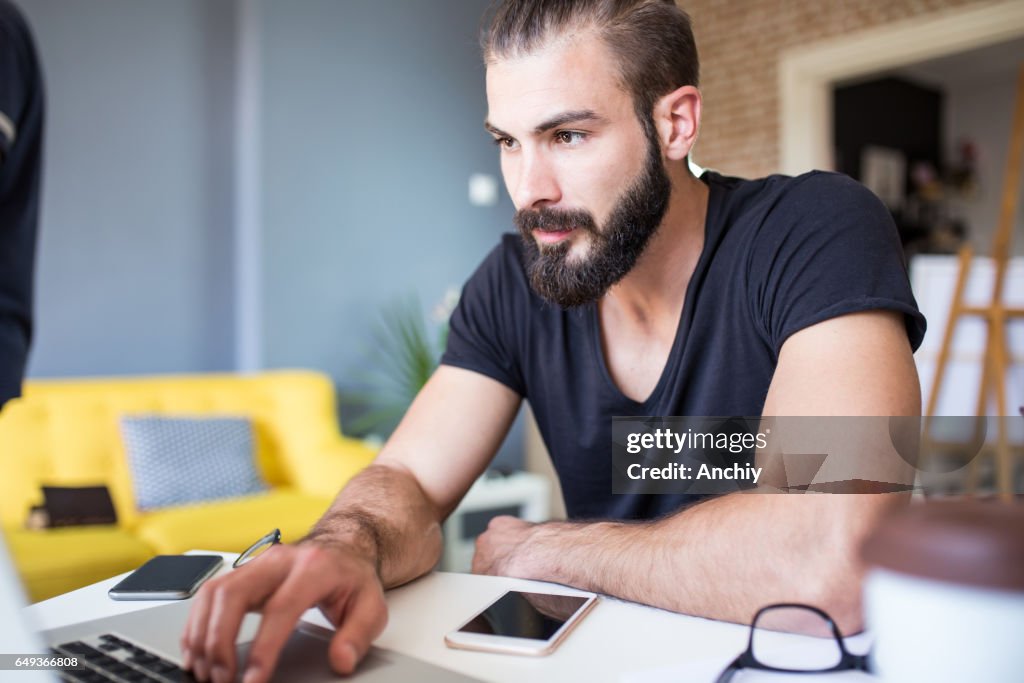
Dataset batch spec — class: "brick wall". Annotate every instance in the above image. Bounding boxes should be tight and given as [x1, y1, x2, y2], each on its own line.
[682, 0, 995, 178]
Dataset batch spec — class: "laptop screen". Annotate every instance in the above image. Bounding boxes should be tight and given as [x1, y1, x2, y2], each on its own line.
[0, 533, 56, 682]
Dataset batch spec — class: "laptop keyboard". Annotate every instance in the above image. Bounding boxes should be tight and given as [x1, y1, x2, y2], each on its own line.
[52, 633, 196, 683]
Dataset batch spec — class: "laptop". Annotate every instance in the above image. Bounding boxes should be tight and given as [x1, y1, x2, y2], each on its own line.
[0, 539, 483, 682]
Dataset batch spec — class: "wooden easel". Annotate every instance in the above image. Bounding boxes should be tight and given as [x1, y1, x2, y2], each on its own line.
[924, 65, 1024, 501]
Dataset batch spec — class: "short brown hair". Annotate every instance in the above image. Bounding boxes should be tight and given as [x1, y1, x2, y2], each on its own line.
[482, 0, 699, 126]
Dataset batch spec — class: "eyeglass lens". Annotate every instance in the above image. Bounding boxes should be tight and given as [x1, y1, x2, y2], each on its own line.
[751, 606, 842, 671]
[240, 541, 275, 565]
[234, 529, 281, 568]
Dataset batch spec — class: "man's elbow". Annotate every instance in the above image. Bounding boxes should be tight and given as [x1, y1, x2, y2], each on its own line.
[807, 522, 874, 635]
[807, 494, 906, 635]
[809, 565, 865, 636]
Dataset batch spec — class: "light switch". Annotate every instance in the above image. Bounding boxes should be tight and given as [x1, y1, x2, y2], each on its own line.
[468, 173, 499, 207]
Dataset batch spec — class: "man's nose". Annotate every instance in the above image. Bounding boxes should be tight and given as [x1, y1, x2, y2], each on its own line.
[512, 150, 561, 209]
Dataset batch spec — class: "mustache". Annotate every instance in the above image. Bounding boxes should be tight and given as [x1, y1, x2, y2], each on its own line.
[514, 207, 598, 234]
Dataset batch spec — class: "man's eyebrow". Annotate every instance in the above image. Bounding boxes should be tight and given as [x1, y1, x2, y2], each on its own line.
[484, 109, 606, 138]
[484, 121, 511, 138]
[532, 109, 604, 134]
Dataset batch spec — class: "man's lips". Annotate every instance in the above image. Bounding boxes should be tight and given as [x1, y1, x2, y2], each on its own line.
[533, 228, 574, 244]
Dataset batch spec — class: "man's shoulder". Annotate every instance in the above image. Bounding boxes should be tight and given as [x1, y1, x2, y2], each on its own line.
[768, 170, 883, 211]
[706, 169, 872, 212]
[705, 169, 891, 248]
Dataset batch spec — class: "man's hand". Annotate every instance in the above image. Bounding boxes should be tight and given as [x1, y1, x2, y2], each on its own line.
[471, 515, 538, 577]
[174, 365, 522, 683]
[180, 543, 387, 683]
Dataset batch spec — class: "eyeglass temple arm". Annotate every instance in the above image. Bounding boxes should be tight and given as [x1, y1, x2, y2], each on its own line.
[848, 651, 872, 673]
[713, 655, 743, 683]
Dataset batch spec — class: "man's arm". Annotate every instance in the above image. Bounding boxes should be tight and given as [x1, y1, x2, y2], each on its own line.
[473, 310, 919, 634]
[302, 364, 522, 588]
[182, 365, 521, 683]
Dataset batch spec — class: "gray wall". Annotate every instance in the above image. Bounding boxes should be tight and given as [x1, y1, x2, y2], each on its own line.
[20, 0, 237, 375]
[258, 0, 512, 375]
[19, 0, 523, 466]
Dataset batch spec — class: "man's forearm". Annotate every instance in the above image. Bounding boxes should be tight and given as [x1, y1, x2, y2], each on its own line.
[302, 463, 443, 588]
[507, 494, 899, 632]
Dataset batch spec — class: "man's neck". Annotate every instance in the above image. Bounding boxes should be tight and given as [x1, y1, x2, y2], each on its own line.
[601, 168, 709, 331]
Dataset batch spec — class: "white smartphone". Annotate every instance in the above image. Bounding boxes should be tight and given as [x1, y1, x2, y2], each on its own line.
[444, 590, 599, 656]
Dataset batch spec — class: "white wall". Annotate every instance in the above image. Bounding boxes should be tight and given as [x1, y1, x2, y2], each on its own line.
[913, 255, 1024, 421]
[899, 37, 1024, 258]
[945, 69, 1024, 258]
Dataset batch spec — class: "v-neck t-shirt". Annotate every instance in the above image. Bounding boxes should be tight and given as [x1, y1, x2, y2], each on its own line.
[441, 170, 927, 520]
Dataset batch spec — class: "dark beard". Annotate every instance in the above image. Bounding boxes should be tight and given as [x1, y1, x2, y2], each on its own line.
[515, 130, 672, 308]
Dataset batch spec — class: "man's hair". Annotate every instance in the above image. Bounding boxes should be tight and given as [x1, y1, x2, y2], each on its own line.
[481, 0, 699, 130]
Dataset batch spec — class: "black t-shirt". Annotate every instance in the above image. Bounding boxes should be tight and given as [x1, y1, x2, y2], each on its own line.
[0, 0, 44, 408]
[441, 170, 926, 520]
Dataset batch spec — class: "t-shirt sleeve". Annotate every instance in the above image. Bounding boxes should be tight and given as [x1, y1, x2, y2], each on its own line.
[0, 8, 31, 162]
[440, 236, 527, 396]
[747, 172, 927, 356]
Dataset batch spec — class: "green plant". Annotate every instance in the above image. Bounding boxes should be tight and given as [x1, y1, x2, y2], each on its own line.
[343, 291, 456, 438]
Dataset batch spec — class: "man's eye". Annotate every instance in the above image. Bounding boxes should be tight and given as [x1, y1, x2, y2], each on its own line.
[493, 137, 518, 150]
[555, 131, 586, 145]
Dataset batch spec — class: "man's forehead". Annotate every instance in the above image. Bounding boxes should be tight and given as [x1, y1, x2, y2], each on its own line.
[484, 38, 630, 133]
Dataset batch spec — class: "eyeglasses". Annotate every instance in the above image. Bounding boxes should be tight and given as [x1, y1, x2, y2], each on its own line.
[715, 604, 871, 682]
[232, 528, 281, 569]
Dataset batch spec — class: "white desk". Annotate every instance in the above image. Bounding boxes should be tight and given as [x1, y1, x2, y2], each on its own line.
[24, 552, 873, 683]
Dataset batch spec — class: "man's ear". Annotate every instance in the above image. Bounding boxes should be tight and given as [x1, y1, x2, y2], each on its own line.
[653, 85, 701, 162]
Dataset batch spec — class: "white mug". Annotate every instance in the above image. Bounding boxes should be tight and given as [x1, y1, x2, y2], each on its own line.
[865, 567, 1024, 682]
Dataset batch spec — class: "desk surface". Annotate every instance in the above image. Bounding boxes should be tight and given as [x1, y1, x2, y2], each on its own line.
[24, 551, 873, 683]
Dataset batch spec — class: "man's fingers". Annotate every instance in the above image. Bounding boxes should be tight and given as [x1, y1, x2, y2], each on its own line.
[486, 515, 519, 530]
[203, 569, 282, 682]
[471, 534, 489, 575]
[240, 548, 355, 683]
[181, 579, 213, 677]
[328, 586, 388, 675]
[471, 551, 485, 574]
[182, 549, 290, 682]
[182, 543, 386, 683]
[237, 600, 309, 683]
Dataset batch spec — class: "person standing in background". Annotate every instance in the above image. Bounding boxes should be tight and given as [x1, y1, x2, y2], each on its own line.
[0, 0, 44, 411]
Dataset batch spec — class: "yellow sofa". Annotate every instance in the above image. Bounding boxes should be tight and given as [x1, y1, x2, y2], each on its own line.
[0, 370, 376, 601]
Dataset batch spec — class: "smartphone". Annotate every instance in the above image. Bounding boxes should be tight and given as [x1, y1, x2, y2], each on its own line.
[444, 590, 598, 656]
[108, 555, 223, 600]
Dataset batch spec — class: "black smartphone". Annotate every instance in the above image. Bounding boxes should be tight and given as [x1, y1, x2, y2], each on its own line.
[108, 555, 223, 601]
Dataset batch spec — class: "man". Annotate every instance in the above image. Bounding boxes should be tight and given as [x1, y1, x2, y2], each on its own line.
[183, 2, 925, 682]
[0, 0, 43, 411]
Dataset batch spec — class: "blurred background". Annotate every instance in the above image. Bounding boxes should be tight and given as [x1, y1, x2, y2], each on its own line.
[14, 0, 1024, 497]
[18, 0, 528, 463]
[2, 0, 1022, 600]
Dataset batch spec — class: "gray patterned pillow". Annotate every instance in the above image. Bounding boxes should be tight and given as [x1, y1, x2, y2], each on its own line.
[120, 416, 266, 511]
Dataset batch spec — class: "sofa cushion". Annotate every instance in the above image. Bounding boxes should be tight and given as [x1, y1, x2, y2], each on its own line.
[135, 489, 332, 555]
[121, 416, 266, 510]
[4, 526, 154, 602]
[41, 485, 118, 527]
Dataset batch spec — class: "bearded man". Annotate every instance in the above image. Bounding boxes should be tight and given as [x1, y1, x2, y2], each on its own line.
[183, 2, 925, 682]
